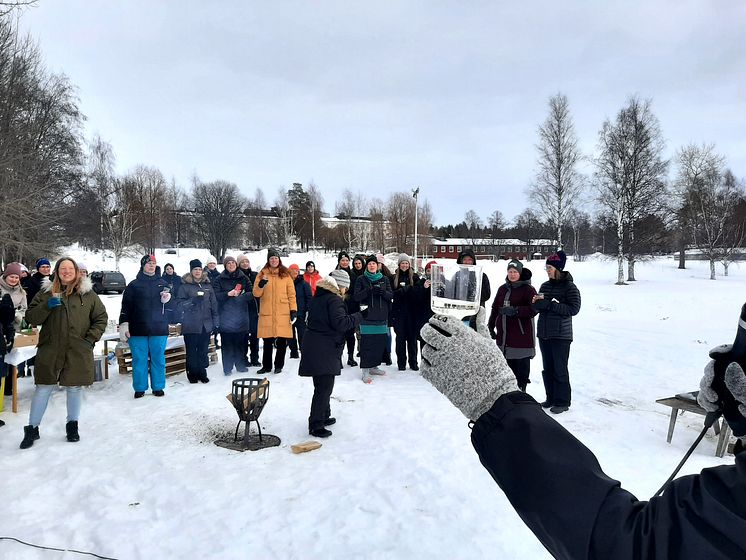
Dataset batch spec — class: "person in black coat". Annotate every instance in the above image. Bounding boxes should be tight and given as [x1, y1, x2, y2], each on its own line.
[288, 264, 312, 359]
[413, 260, 436, 352]
[237, 254, 261, 366]
[531, 250, 581, 414]
[161, 263, 182, 324]
[177, 260, 219, 384]
[24, 258, 51, 307]
[335, 250, 358, 365]
[213, 256, 252, 375]
[391, 254, 421, 371]
[353, 255, 393, 383]
[0, 293, 14, 425]
[298, 276, 362, 437]
[420, 311, 746, 560]
[119, 254, 175, 397]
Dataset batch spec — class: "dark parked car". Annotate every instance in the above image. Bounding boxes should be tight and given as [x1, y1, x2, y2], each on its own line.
[90, 271, 127, 294]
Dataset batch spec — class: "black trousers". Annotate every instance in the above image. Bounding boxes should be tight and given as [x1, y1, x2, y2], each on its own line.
[308, 375, 335, 431]
[221, 332, 246, 374]
[262, 337, 288, 370]
[539, 338, 572, 407]
[344, 328, 355, 357]
[507, 357, 531, 391]
[184, 330, 210, 382]
[288, 321, 306, 356]
[395, 328, 419, 368]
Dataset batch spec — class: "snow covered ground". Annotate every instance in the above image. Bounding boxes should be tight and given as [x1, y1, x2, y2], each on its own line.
[2, 248, 744, 560]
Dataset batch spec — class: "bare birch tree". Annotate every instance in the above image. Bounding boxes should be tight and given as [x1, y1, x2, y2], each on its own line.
[191, 178, 247, 260]
[529, 93, 583, 248]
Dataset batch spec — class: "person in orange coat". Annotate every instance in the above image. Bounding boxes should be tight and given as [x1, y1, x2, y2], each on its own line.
[253, 248, 297, 374]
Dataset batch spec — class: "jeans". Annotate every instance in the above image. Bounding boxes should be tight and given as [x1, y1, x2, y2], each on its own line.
[29, 385, 82, 426]
[129, 335, 168, 392]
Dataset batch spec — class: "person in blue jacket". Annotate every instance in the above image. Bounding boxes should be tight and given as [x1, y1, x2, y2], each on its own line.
[420, 312, 746, 560]
[119, 254, 175, 398]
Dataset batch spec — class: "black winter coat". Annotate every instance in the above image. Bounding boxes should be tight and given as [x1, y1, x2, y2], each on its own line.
[299, 282, 361, 377]
[472, 391, 746, 560]
[213, 269, 251, 333]
[24, 272, 47, 307]
[390, 269, 421, 337]
[533, 270, 581, 340]
[293, 276, 312, 320]
[119, 271, 174, 336]
[412, 276, 434, 335]
[0, 294, 14, 378]
[206, 267, 221, 283]
[177, 273, 219, 335]
[353, 273, 393, 325]
[161, 271, 182, 293]
[240, 267, 260, 319]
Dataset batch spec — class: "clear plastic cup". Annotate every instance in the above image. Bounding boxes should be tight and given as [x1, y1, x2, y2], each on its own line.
[430, 263, 483, 320]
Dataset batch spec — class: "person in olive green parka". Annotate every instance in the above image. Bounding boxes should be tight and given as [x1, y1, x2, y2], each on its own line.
[20, 257, 108, 449]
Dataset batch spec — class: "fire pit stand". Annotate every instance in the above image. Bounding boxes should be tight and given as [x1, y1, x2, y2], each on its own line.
[215, 378, 281, 452]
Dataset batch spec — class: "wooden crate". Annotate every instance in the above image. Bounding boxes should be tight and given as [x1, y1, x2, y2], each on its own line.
[117, 341, 218, 376]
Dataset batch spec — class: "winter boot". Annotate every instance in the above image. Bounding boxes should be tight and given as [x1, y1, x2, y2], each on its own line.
[361, 369, 372, 384]
[540, 400, 552, 408]
[550, 405, 569, 414]
[347, 356, 358, 367]
[324, 417, 336, 426]
[66, 421, 80, 442]
[20, 425, 39, 449]
[134, 391, 145, 399]
[309, 427, 333, 438]
[153, 390, 165, 397]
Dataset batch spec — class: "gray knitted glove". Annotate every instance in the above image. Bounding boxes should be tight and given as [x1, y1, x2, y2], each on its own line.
[698, 344, 746, 442]
[420, 313, 518, 421]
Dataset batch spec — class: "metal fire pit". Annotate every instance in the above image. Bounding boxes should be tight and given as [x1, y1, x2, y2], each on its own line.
[215, 378, 281, 452]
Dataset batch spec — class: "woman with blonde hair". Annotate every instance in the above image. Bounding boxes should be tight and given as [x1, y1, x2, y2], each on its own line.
[21, 257, 108, 448]
[253, 248, 297, 374]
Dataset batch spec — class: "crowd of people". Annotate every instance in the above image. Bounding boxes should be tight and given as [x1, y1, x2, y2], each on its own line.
[0, 248, 583, 443]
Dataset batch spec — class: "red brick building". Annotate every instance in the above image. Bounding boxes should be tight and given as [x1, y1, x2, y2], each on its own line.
[430, 238, 558, 261]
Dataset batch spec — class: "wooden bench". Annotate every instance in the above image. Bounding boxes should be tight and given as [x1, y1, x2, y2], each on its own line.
[656, 395, 733, 457]
[116, 337, 217, 377]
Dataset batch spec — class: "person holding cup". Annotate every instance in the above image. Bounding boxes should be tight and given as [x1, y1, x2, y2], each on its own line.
[177, 259, 219, 383]
[214, 255, 251, 375]
[119, 254, 174, 398]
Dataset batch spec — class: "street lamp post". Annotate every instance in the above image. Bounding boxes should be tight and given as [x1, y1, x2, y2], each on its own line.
[412, 186, 420, 272]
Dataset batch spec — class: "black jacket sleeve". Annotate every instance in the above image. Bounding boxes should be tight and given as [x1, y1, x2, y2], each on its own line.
[471, 392, 746, 560]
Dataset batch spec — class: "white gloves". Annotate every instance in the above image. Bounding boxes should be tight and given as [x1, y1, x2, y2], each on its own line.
[119, 322, 130, 342]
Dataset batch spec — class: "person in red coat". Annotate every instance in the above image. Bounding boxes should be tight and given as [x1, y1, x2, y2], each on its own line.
[488, 259, 537, 391]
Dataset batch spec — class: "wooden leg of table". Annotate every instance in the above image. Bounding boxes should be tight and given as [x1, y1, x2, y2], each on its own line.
[11, 365, 18, 413]
[666, 409, 677, 443]
[716, 424, 731, 458]
[713, 418, 721, 436]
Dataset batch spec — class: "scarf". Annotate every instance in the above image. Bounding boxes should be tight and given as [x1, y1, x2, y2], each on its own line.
[364, 270, 383, 282]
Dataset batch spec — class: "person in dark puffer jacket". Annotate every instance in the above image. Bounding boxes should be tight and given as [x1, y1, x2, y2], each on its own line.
[299, 275, 362, 437]
[238, 254, 261, 367]
[177, 259, 219, 383]
[390, 253, 421, 371]
[488, 259, 537, 391]
[288, 263, 312, 359]
[119, 254, 175, 398]
[162, 263, 182, 324]
[531, 250, 580, 414]
[213, 256, 251, 375]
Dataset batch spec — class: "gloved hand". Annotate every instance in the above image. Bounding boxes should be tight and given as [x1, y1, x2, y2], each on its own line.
[119, 322, 130, 342]
[532, 299, 550, 311]
[359, 306, 369, 319]
[698, 344, 746, 439]
[372, 284, 383, 295]
[258, 278, 268, 288]
[47, 296, 63, 309]
[160, 291, 172, 304]
[499, 306, 518, 317]
[290, 311, 297, 325]
[5, 329, 14, 353]
[420, 313, 518, 421]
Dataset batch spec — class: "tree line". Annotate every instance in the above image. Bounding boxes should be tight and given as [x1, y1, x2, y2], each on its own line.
[435, 93, 746, 282]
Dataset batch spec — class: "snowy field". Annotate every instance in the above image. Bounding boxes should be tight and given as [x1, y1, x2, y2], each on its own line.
[2, 248, 745, 560]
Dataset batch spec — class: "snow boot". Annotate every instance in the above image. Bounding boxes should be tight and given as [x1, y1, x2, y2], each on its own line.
[324, 417, 336, 426]
[153, 390, 165, 397]
[540, 400, 552, 409]
[309, 427, 332, 438]
[347, 356, 358, 367]
[550, 405, 569, 414]
[134, 391, 145, 399]
[66, 421, 80, 442]
[20, 425, 39, 449]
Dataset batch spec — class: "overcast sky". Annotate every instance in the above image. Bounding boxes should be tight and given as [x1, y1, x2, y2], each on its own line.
[18, 1, 746, 225]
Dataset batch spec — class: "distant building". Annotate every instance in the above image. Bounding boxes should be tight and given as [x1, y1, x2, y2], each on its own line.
[430, 238, 558, 260]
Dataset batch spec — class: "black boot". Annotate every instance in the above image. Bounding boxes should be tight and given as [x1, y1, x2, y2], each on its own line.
[347, 356, 358, 367]
[66, 421, 80, 442]
[20, 425, 40, 449]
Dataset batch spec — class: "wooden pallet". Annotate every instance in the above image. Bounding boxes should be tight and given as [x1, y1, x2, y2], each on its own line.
[117, 341, 217, 377]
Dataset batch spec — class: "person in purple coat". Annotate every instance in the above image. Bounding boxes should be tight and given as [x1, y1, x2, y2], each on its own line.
[488, 259, 537, 391]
